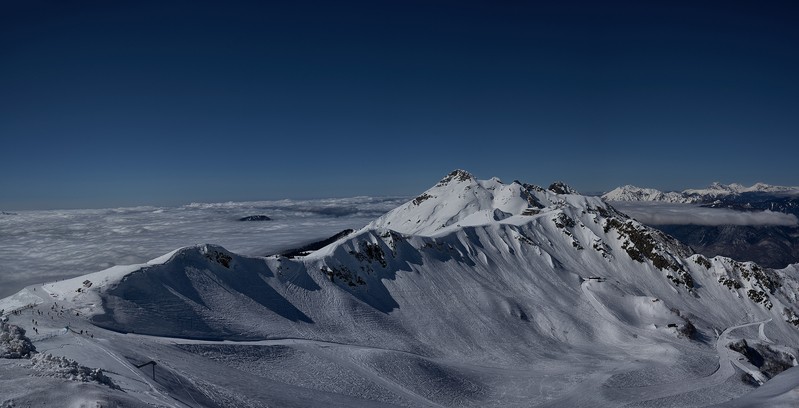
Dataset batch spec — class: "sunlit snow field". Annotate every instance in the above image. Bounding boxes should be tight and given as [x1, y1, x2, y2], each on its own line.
[0, 197, 406, 298]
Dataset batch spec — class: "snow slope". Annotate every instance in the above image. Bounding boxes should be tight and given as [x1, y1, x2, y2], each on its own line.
[2, 170, 799, 407]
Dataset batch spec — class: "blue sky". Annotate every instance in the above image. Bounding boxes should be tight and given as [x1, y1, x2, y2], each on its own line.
[2, 1, 798, 209]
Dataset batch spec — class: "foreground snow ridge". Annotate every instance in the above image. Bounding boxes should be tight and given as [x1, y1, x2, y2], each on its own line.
[2, 170, 799, 407]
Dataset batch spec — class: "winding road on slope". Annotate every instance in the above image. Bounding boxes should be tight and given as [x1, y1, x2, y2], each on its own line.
[716, 318, 772, 384]
[611, 318, 772, 403]
[580, 280, 774, 404]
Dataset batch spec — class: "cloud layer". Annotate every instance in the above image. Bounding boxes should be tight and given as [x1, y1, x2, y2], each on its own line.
[611, 202, 799, 227]
[0, 197, 407, 299]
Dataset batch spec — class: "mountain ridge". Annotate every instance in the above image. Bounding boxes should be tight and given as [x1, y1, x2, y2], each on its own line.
[3, 170, 799, 407]
[604, 182, 799, 203]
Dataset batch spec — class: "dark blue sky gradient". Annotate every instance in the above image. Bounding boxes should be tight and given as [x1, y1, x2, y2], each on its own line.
[2, 1, 798, 209]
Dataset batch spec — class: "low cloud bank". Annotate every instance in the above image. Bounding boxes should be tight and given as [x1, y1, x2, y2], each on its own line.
[0, 196, 408, 299]
[611, 203, 799, 226]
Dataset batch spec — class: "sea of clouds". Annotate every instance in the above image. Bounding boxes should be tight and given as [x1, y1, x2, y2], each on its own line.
[0, 197, 407, 299]
[5, 197, 797, 300]
[611, 202, 799, 227]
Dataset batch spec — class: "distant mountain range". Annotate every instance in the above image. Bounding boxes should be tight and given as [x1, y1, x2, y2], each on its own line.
[603, 182, 799, 268]
[2, 170, 799, 406]
[603, 182, 799, 206]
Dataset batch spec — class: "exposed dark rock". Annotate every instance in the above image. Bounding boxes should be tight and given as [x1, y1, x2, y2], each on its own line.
[729, 340, 796, 379]
[413, 193, 432, 206]
[280, 229, 355, 258]
[321, 265, 366, 286]
[783, 308, 799, 327]
[437, 169, 474, 186]
[694, 255, 712, 269]
[204, 248, 232, 268]
[521, 208, 540, 216]
[548, 182, 579, 195]
[605, 219, 685, 273]
[747, 289, 771, 309]
[238, 215, 272, 221]
[350, 241, 388, 268]
[718, 277, 743, 290]
[553, 213, 576, 229]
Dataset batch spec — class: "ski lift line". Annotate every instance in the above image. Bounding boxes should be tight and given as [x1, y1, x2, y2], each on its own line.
[135, 360, 158, 376]
[93, 344, 180, 408]
[164, 363, 203, 408]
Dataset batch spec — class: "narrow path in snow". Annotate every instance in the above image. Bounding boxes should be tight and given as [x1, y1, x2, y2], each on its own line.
[759, 321, 773, 344]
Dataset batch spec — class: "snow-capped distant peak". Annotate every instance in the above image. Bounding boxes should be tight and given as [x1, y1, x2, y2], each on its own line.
[605, 182, 799, 203]
[685, 182, 741, 196]
[602, 185, 696, 203]
[684, 182, 798, 197]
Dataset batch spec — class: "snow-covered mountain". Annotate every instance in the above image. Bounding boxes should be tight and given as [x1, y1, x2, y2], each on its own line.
[2, 170, 799, 407]
[685, 182, 799, 198]
[603, 182, 799, 203]
[603, 182, 799, 269]
[603, 185, 698, 203]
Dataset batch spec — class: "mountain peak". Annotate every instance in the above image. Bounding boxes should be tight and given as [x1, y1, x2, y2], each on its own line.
[548, 181, 578, 195]
[436, 169, 475, 186]
[369, 173, 603, 235]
